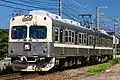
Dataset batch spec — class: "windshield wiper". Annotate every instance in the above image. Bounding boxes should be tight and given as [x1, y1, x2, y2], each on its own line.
[29, 37, 38, 41]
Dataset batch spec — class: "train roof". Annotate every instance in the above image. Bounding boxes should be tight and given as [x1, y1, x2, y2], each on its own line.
[29, 10, 111, 37]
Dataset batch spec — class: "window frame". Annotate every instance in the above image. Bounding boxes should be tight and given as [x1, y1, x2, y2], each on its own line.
[29, 25, 47, 39]
[11, 26, 27, 39]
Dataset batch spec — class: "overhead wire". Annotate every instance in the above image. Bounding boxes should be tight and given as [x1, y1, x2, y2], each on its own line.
[62, 3, 81, 21]
[16, 0, 58, 6]
[71, 0, 89, 12]
[0, 0, 56, 10]
[0, 3, 31, 11]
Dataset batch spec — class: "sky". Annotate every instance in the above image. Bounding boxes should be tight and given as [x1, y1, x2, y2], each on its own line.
[0, 0, 120, 34]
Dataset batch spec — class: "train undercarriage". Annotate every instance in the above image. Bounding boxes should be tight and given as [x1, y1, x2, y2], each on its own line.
[11, 56, 55, 71]
[11, 55, 112, 71]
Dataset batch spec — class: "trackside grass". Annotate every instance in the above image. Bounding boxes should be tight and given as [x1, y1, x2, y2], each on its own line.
[87, 58, 120, 75]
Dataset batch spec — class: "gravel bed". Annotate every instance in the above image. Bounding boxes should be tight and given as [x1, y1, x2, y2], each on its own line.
[25, 65, 94, 80]
[72, 64, 120, 80]
[24, 64, 120, 80]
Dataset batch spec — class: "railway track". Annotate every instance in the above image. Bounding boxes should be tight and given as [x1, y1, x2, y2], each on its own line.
[0, 64, 100, 80]
[0, 73, 40, 80]
[0, 66, 77, 80]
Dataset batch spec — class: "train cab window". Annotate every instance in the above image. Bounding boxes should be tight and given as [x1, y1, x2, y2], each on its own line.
[55, 28, 59, 42]
[29, 26, 47, 39]
[11, 26, 27, 39]
[65, 30, 68, 42]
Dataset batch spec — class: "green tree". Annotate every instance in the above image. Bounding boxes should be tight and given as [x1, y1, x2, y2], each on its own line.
[0, 29, 8, 58]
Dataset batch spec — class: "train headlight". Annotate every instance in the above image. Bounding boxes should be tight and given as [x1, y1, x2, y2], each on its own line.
[11, 49, 14, 53]
[24, 43, 31, 51]
[43, 49, 46, 53]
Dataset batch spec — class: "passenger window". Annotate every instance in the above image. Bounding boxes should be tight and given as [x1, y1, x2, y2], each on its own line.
[89, 35, 93, 45]
[79, 33, 82, 44]
[81, 34, 84, 44]
[72, 31, 75, 43]
[55, 28, 59, 42]
[65, 30, 68, 42]
[69, 31, 72, 42]
[75, 32, 78, 44]
[60, 29, 63, 42]
[84, 33, 87, 44]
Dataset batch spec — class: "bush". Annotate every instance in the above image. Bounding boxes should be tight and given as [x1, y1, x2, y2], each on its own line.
[109, 58, 120, 66]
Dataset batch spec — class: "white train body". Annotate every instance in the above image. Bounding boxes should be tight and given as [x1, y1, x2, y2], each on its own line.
[8, 10, 113, 71]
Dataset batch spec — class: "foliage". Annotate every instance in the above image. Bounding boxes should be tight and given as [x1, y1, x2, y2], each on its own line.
[87, 63, 111, 75]
[109, 58, 120, 66]
[87, 58, 120, 75]
[0, 29, 9, 58]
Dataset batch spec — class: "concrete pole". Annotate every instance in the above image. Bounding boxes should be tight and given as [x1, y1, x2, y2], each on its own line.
[59, 0, 62, 17]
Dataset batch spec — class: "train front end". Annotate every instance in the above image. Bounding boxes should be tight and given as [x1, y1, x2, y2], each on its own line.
[9, 13, 55, 71]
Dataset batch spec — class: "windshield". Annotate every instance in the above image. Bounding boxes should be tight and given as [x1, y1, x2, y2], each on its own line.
[29, 26, 47, 39]
[11, 26, 27, 39]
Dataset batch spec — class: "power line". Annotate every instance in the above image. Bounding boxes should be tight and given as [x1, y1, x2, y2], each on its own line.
[63, 11, 79, 22]
[62, 8, 80, 22]
[63, 3, 79, 16]
[31, 0, 58, 4]
[0, 0, 56, 10]
[71, 0, 89, 12]
[16, 0, 58, 6]
[0, 3, 31, 11]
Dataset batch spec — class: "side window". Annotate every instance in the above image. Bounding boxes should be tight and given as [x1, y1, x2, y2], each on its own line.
[72, 31, 75, 43]
[84, 33, 87, 45]
[89, 35, 91, 45]
[95, 36, 99, 46]
[69, 31, 72, 42]
[99, 38, 101, 46]
[65, 30, 68, 42]
[89, 35, 93, 45]
[81, 34, 84, 43]
[78, 33, 82, 44]
[75, 32, 78, 44]
[100, 38, 102, 46]
[55, 28, 59, 42]
[60, 29, 63, 42]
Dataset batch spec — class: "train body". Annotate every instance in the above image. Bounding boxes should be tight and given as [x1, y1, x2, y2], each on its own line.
[9, 10, 113, 71]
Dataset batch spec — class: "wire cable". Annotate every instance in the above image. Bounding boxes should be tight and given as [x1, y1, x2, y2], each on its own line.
[0, 3, 31, 11]
[0, 0, 56, 10]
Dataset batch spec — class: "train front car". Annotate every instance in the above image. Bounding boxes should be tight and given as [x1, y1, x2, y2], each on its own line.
[8, 11, 55, 71]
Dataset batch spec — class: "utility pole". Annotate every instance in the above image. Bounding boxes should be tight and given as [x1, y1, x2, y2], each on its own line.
[113, 20, 117, 58]
[59, 0, 62, 17]
[96, 7, 99, 30]
[108, 17, 118, 58]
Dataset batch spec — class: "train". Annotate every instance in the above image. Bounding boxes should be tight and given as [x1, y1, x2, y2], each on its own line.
[8, 10, 113, 71]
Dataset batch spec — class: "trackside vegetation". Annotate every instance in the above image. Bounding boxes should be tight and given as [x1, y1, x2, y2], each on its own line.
[87, 58, 120, 75]
[0, 29, 8, 59]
